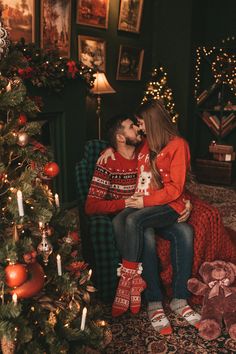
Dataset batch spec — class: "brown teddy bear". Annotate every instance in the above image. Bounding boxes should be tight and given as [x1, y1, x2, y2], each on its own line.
[187, 260, 236, 340]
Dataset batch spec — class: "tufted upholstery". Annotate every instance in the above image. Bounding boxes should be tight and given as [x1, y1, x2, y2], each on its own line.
[76, 140, 236, 303]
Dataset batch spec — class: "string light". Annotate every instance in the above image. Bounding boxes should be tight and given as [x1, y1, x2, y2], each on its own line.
[194, 36, 236, 99]
[142, 66, 179, 123]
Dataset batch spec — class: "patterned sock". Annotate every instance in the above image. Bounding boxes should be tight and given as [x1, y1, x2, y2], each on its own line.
[130, 264, 147, 314]
[170, 298, 201, 328]
[148, 301, 172, 335]
[112, 260, 138, 317]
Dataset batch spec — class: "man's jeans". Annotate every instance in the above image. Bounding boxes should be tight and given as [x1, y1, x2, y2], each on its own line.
[112, 205, 179, 261]
[142, 223, 194, 301]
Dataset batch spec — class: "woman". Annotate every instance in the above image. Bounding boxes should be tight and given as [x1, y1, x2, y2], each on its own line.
[111, 100, 200, 334]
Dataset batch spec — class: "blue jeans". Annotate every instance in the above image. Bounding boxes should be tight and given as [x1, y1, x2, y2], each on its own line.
[142, 223, 194, 301]
[112, 205, 179, 262]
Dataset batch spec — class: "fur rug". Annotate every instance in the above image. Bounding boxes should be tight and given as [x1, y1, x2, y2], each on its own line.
[103, 183, 236, 354]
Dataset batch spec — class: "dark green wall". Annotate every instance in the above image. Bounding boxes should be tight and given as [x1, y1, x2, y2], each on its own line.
[151, 0, 194, 139]
[191, 0, 236, 159]
[31, 0, 236, 202]
[151, 0, 236, 159]
[75, 0, 155, 140]
[31, 0, 155, 203]
[28, 81, 87, 204]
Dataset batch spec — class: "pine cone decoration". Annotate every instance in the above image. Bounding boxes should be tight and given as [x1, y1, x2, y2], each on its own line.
[1, 336, 15, 354]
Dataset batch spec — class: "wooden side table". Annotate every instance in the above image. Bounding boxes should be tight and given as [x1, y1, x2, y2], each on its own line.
[195, 159, 236, 185]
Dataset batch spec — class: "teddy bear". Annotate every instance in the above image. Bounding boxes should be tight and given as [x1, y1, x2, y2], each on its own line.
[187, 260, 236, 341]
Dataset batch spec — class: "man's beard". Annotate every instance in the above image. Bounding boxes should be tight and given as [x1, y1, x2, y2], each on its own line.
[125, 136, 142, 147]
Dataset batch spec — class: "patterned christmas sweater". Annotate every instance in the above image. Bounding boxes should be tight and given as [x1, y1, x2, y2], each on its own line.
[136, 137, 190, 214]
[85, 151, 138, 215]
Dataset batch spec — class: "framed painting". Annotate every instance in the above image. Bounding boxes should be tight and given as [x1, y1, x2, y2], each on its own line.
[41, 0, 71, 58]
[118, 0, 144, 33]
[78, 35, 106, 72]
[77, 0, 110, 29]
[116, 45, 144, 81]
[0, 0, 35, 42]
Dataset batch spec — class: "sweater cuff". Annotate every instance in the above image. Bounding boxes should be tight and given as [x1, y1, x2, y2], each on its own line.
[143, 195, 155, 207]
[117, 199, 126, 211]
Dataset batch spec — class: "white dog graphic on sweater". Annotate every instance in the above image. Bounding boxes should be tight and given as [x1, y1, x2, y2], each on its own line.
[136, 165, 152, 196]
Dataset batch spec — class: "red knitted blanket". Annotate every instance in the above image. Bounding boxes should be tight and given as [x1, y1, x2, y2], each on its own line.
[156, 193, 236, 304]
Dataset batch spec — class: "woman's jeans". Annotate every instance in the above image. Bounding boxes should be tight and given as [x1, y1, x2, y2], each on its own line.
[112, 205, 179, 261]
[112, 206, 193, 301]
[142, 224, 193, 301]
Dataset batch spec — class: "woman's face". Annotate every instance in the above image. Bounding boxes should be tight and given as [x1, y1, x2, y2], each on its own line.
[137, 117, 146, 134]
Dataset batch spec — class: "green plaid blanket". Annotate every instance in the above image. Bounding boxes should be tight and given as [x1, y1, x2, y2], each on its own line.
[75, 140, 120, 302]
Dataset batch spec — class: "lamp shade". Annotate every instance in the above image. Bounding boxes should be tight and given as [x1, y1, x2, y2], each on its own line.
[91, 72, 116, 95]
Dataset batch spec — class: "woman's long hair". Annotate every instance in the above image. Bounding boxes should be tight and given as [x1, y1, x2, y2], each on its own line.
[136, 100, 180, 189]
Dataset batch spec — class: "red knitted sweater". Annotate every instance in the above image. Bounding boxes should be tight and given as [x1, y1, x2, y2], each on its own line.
[85, 151, 137, 215]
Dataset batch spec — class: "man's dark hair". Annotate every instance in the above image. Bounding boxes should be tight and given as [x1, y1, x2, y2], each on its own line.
[105, 113, 136, 148]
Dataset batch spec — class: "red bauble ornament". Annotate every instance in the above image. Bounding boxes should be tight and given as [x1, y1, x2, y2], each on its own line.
[44, 162, 60, 178]
[18, 113, 27, 126]
[70, 231, 80, 243]
[5, 263, 28, 288]
[11, 262, 45, 298]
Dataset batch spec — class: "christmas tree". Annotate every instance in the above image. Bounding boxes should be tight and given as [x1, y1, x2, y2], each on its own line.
[0, 25, 110, 354]
[142, 67, 179, 123]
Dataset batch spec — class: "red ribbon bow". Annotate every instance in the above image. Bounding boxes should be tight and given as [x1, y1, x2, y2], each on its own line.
[66, 61, 78, 79]
[208, 278, 232, 298]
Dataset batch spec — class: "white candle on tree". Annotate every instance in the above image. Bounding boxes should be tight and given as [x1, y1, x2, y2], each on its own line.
[12, 293, 17, 306]
[39, 221, 43, 230]
[16, 190, 24, 217]
[54, 193, 60, 208]
[80, 307, 87, 331]
[56, 254, 62, 276]
[88, 269, 92, 280]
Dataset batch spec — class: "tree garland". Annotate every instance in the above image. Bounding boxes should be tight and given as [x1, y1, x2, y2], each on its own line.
[0, 40, 95, 93]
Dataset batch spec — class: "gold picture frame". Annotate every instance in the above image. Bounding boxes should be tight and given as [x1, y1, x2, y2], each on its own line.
[41, 0, 71, 58]
[116, 45, 144, 81]
[77, 0, 110, 29]
[0, 0, 35, 43]
[118, 0, 144, 33]
[78, 35, 106, 72]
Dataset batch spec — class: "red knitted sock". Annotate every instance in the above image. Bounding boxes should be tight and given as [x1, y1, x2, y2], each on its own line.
[112, 260, 139, 317]
[130, 264, 147, 314]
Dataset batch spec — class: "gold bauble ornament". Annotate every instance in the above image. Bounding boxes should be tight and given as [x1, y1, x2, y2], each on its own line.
[17, 132, 29, 147]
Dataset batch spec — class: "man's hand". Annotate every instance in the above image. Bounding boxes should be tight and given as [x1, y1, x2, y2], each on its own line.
[97, 148, 115, 164]
[125, 196, 144, 209]
[178, 199, 192, 223]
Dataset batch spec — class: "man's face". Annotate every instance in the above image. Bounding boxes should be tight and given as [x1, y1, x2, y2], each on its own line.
[120, 119, 142, 146]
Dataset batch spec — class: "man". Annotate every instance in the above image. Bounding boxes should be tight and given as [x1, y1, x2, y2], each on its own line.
[85, 114, 199, 334]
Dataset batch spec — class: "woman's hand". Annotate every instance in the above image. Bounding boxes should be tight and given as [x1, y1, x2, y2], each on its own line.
[97, 148, 115, 164]
[125, 196, 144, 209]
[177, 199, 192, 222]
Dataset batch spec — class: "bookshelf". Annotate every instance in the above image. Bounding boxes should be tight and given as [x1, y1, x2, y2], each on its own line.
[197, 82, 236, 142]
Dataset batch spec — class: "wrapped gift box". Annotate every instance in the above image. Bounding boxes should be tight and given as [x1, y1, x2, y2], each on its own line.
[209, 143, 234, 154]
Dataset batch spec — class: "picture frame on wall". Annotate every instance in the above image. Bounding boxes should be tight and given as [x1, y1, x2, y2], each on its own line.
[41, 0, 71, 58]
[118, 0, 144, 33]
[0, 0, 35, 42]
[78, 35, 106, 72]
[116, 45, 144, 81]
[77, 0, 110, 29]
